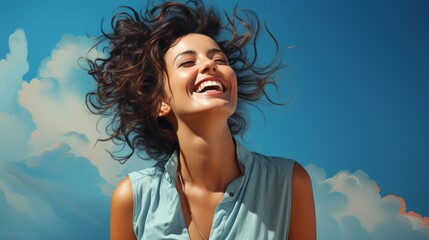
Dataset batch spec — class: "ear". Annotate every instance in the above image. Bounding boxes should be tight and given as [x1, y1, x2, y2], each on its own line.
[158, 101, 171, 117]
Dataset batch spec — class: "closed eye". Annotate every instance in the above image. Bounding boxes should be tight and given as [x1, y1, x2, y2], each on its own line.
[211, 51, 229, 65]
[178, 60, 195, 68]
[214, 58, 228, 64]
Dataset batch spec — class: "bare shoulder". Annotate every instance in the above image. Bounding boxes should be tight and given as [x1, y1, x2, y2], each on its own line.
[112, 177, 133, 204]
[292, 161, 312, 185]
[111, 177, 136, 240]
[289, 162, 316, 240]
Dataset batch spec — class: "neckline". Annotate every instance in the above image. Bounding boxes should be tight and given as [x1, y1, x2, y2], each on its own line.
[163, 138, 253, 186]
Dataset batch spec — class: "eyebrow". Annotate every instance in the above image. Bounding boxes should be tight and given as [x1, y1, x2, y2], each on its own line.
[173, 48, 224, 64]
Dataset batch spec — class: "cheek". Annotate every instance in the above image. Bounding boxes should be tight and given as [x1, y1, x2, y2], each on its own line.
[164, 72, 190, 96]
[175, 71, 196, 93]
[227, 69, 238, 89]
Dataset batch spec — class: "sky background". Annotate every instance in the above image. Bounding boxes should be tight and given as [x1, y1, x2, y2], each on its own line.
[1, 0, 428, 239]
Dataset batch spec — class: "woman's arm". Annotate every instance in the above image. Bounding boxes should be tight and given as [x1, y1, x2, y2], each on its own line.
[110, 177, 136, 240]
[289, 162, 316, 240]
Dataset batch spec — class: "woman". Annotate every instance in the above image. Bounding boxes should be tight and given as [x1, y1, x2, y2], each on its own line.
[87, 1, 315, 239]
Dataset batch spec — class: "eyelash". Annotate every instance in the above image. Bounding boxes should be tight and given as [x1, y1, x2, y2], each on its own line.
[178, 61, 195, 67]
[178, 57, 228, 68]
[214, 58, 228, 64]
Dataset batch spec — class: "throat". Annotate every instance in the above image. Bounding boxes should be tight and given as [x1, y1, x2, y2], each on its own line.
[175, 128, 238, 191]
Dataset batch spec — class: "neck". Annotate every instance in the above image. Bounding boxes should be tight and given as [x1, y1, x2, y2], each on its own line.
[175, 118, 240, 192]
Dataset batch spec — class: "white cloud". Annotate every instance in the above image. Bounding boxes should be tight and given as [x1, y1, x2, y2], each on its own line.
[0, 29, 34, 162]
[17, 32, 149, 187]
[0, 29, 148, 238]
[306, 164, 429, 240]
[0, 29, 29, 113]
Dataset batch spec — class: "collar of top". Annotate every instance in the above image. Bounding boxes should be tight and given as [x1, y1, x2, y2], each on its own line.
[163, 138, 254, 185]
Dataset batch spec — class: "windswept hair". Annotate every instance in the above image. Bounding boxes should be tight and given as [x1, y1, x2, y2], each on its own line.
[86, 0, 283, 163]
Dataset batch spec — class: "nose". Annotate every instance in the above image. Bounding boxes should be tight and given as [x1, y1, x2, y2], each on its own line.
[199, 58, 217, 74]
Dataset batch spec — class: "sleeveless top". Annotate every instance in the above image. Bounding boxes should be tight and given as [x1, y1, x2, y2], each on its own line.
[128, 140, 295, 239]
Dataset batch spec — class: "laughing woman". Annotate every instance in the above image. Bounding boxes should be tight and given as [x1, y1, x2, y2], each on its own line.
[86, 1, 315, 239]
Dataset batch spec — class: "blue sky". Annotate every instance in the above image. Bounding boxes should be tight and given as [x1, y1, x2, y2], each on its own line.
[1, 0, 428, 239]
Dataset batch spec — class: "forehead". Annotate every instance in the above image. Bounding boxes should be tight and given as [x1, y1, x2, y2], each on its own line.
[164, 33, 221, 60]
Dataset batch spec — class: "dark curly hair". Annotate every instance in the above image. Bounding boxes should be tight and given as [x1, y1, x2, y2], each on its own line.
[86, 0, 283, 163]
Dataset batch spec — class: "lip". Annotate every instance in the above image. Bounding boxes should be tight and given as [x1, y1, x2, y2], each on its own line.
[192, 76, 227, 94]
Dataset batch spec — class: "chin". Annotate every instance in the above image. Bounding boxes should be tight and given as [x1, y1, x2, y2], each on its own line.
[190, 102, 237, 118]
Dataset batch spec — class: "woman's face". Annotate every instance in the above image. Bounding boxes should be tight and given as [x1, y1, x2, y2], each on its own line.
[162, 33, 237, 122]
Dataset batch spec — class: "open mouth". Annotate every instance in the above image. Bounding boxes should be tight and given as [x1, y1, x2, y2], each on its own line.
[193, 80, 225, 93]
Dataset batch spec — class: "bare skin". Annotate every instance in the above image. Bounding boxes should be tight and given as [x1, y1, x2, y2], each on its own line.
[289, 162, 316, 240]
[110, 177, 134, 240]
[110, 34, 316, 240]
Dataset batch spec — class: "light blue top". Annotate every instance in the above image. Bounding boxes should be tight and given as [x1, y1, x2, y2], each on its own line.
[128, 140, 294, 239]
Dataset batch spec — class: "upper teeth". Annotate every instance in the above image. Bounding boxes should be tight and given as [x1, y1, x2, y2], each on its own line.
[195, 80, 224, 93]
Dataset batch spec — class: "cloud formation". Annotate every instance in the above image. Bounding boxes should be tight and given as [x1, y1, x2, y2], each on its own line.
[0, 29, 428, 239]
[0, 29, 34, 162]
[306, 164, 429, 240]
[0, 29, 147, 239]
[15, 30, 149, 185]
[0, 144, 109, 240]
